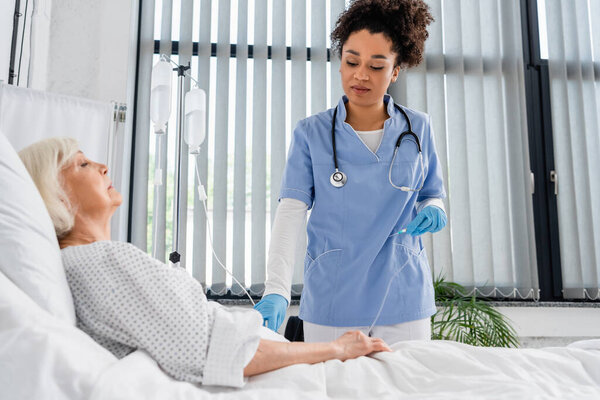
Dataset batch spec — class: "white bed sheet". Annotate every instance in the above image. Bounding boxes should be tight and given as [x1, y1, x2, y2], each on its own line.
[0, 271, 117, 400]
[90, 337, 600, 400]
[3, 266, 600, 399]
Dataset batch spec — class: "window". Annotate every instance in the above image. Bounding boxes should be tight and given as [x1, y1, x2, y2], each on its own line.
[137, 0, 347, 298]
[130, 0, 600, 302]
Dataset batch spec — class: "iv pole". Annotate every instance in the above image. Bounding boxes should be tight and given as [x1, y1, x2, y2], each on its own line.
[169, 62, 190, 267]
[150, 56, 256, 304]
[153, 54, 203, 267]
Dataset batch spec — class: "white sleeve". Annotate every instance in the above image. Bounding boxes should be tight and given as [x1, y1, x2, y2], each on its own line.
[203, 303, 262, 387]
[263, 197, 308, 304]
[416, 197, 446, 214]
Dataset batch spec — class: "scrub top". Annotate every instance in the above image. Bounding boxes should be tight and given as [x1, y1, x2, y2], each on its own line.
[279, 94, 446, 327]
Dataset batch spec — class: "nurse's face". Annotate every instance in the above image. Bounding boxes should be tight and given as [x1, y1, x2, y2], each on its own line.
[339, 29, 400, 108]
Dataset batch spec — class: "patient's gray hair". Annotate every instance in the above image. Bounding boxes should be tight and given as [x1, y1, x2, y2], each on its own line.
[18, 137, 79, 239]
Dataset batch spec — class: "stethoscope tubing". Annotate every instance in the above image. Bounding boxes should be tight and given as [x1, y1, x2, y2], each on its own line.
[330, 102, 424, 191]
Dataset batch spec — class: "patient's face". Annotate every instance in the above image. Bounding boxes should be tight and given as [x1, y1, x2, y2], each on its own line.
[61, 151, 122, 217]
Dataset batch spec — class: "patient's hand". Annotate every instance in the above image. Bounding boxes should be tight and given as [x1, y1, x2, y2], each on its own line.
[244, 333, 392, 377]
[333, 330, 392, 361]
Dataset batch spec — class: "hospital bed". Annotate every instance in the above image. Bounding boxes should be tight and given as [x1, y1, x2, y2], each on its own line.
[1, 92, 600, 399]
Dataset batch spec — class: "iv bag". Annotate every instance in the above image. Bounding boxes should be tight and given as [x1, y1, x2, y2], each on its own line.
[151, 60, 172, 133]
[185, 87, 206, 153]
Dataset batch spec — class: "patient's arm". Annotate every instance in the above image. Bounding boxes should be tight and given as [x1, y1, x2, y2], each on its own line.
[244, 330, 391, 377]
[62, 241, 263, 388]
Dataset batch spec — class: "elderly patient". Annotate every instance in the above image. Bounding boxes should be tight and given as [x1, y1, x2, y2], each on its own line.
[18, 137, 391, 388]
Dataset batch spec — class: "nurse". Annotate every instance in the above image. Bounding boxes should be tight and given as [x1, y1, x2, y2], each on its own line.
[255, 0, 447, 344]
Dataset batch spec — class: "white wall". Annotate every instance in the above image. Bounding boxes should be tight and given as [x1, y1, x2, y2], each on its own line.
[27, 0, 52, 89]
[275, 305, 600, 347]
[44, 0, 132, 103]
[0, 0, 132, 101]
[0, 0, 17, 83]
[2, 0, 53, 88]
[497, 306, 600, 348]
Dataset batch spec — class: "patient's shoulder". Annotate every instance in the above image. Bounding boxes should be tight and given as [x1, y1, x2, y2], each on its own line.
[62, 240, 145, 256]
[61, 240, 162, 274]
[62, 240, 176, 300]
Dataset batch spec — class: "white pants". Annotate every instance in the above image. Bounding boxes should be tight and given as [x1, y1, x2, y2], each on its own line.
[303, 317, 431, 345]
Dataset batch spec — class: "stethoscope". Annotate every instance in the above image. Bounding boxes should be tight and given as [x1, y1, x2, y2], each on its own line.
[329, 103, 425, 191]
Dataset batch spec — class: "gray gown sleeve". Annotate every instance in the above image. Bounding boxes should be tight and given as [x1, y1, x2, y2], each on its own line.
[62, 241, 262, 388]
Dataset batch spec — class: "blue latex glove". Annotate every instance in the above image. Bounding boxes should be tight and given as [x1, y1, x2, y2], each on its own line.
[254, 293, 288, 332]
[405, 205, 447, 236]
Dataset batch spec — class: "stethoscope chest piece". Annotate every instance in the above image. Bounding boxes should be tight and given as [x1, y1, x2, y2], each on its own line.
[329, 102, 424, 191]
[330, 170, 347, 188]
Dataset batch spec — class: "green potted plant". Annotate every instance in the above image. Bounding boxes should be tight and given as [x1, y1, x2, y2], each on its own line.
[431, 274, 520, 348]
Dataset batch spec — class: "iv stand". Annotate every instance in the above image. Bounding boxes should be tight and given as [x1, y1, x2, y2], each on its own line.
[169, 62, 190, 267]
[154, 57, 256, 305]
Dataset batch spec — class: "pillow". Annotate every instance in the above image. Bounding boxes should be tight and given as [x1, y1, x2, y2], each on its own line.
[0, 270, 116, 399]
[0, 131, 76, 324]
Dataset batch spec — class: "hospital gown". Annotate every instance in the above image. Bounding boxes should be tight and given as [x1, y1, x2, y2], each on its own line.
[61, 240, 262, 388]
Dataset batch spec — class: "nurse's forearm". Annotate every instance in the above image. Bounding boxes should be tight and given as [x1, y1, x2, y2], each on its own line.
[263, 198, 308, 299]
[243, 339, 338, 377]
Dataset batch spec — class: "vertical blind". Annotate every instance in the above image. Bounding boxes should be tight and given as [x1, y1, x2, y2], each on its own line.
[545, 0, 600, 300]
[390, 0, 538, 299]
[133, 0, 539, 299]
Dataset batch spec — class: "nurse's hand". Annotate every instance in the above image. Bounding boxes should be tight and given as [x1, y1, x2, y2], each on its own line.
[406, 205, 447, 236]
[254, 294, 288, 332]
[333, 331, 392, 361]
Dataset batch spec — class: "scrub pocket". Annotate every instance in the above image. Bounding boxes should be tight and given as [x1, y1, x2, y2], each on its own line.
[303, 249, 342, 302]
[390, 139, 420, 189]
[391, 241, 434, 306]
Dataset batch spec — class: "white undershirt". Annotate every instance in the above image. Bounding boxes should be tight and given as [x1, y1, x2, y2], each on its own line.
[355, 128, 384, 153]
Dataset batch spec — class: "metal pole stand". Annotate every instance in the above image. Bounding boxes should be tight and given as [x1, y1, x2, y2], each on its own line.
[169, 62, 190, 267]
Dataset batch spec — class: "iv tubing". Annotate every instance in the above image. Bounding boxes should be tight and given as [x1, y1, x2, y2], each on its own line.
[367, 257, 410, 333]
[194, 157, 255, 306]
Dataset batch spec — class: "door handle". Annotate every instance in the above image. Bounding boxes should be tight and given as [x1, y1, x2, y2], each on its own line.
[550, 170, 558, 196]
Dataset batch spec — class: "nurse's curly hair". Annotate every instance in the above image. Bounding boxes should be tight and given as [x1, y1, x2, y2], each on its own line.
[331, 0, 434, 69]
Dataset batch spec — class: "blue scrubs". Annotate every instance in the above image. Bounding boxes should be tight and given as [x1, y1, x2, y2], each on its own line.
[279, 94, 446, 327]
